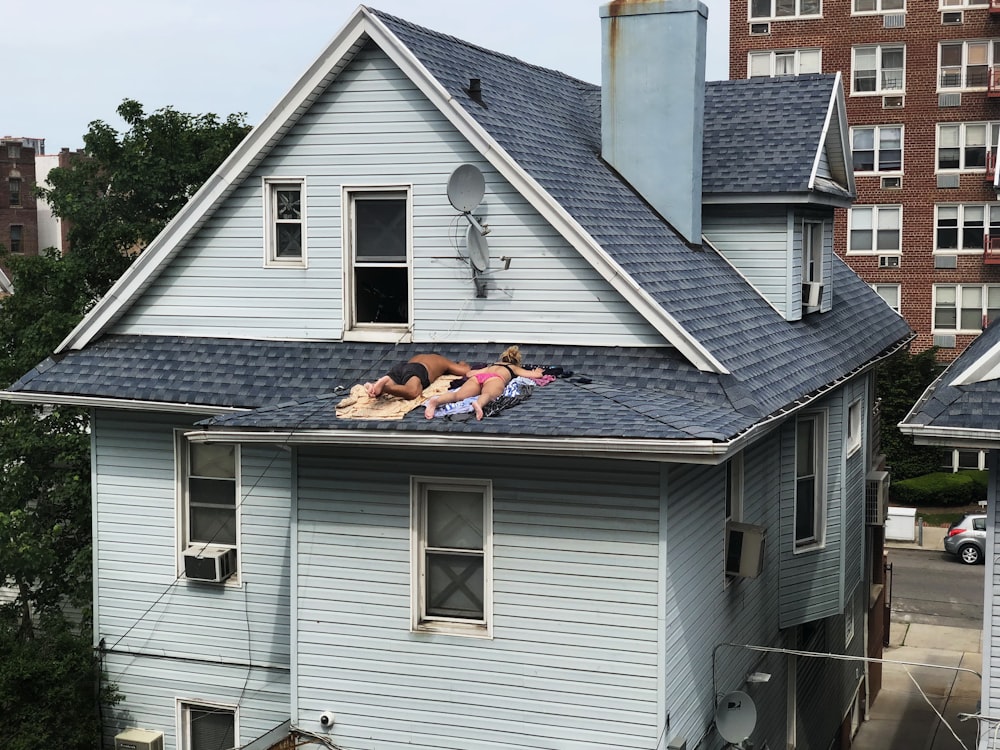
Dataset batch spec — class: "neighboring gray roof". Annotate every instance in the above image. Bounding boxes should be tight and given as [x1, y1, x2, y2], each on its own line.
[903, 320, 1000, 434]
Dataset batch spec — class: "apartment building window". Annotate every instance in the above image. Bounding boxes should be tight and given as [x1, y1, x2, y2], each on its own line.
[851, 126, 902, 173]
[872, 284, 901, 313]
[263, 178, 305, 266]
[8, 225, 22, 254]
[178, 439, 239, 563]
[934, 284, 1000, 332]
[938, 122, 1000, 171]
[939, 41, 1000, 90]
[853, 0, 904, 11]
[795, 411, 827, 549]
[178, 702, 236, 750]
[8, 177, 21, 207]
[852, 45, 905, 94]
[750, 0, 821, 19]
[941, 0, 990, 7]
[936, 204, 1000, 251]
[6, 144, 20, 159]
[848, 205, 901, 253]
[749, 49, 821, 78]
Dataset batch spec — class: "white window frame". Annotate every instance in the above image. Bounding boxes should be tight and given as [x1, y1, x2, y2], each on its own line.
[175, 432, 241, 584]
[850, 125, 903, 174]
[933, 284, 1000, 333]
[263, 177, 306, 268]
[748, 49, 822, 78]
[802, 220, 824, 285]
[851, 45, 906, 95]
[724, 454, 745, 584]
[872, 284, 901, 313]
[847, 399, 863, 456]
[749, 0, 822, 21]
[845, 586, 857, 646]
[938, 40, 1000, 91]
[937, 122, 1000, 173]
[935, 203, 1000, 253]
[948, 448, 987, 471]
[847, 205, 901, 254]
[794, 411, 827, 551]
[852, 0, 905, 13]
[176, 699, 238, 750]
[940, 0, 989, 9]
[410, 476, 493, 638]
[343, 185, 413, 341]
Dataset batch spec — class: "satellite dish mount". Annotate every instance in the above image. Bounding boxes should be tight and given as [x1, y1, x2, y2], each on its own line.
[447, 164, 496, 297]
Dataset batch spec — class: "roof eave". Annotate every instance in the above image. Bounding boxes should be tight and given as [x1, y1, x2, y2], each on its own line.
[0, 390, 248, 416]
[898, 422, 1000, 450]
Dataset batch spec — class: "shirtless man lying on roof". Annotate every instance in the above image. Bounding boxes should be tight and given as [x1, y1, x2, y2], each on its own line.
[364, 353, 470, 400]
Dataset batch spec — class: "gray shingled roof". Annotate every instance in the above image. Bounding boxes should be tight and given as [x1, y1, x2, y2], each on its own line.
[5, 8, 913, 443]
[903, 320, 1000, 433]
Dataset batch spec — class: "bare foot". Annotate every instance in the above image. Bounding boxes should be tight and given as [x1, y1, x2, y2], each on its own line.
[364, 382, 377, 398]
[365, 376, 389, 398]
[424, 396, 440, 419]
[473, 401, 484, 420]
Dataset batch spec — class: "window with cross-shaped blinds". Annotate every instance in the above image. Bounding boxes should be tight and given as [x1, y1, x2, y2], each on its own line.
[411, 477, 492, 637]
[263, 177, 306, 266]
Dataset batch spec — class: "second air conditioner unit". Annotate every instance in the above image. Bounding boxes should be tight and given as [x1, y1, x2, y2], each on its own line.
[726, 522, 766, 578]
[115, 729, 164, 750]
[183, 545, 237, 582]
[803, 281, 823, 309]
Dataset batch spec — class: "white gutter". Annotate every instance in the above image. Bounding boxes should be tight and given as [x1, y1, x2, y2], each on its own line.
[897, 422, 1000, 450]
[0, 390, 247, 417]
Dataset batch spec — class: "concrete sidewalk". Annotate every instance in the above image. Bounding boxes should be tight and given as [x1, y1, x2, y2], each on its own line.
[852, 621, 983, 749]
[886, 523, 947, 552]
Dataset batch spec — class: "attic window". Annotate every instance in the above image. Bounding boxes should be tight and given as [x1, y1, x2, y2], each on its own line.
[263, 177, 306, 267]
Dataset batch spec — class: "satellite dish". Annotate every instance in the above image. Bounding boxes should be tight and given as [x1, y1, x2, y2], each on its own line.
[716, 691, 757, 744]
[447, 164, 485, 213]
[466, 224, 490, 272]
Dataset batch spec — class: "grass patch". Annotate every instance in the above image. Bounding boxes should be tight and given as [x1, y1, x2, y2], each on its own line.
[916, 511, 964, 528]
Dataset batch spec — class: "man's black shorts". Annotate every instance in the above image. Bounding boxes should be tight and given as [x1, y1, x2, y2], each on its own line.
[386, 361, 431, 389]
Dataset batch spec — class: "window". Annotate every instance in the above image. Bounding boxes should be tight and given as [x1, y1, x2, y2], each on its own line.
[948, 448, 986, 471]
[848, 205, 901, 253]
[8, 225, 22, 254]
[795, 411, 826, 549]
[939, 41, 1000, 90]
[346, 187, 411, 334]
[851, 126, 902, 173]
[853, 0, 904, 11]
[411, 477, 492, 636]
[748, 49, 821, 77]
[179, 438, 239, 568]
[179, 701, 236, 750]
[936, 204, 1000, 252]
[8, 178, 20, 207]
[802, 221, 823, 285]
[750, 0, 821, 19]
[937, 122, 1000, 171]
[934, 284, 1000, 332]
[6, 143, 20, 159]
[845, 587, 857, 646]
[941, 0, 989, 5]
[847, 400, 862, 455]
[725, 454, 744, 524]
[852, 45, 905, 94]
[264, 178, 305, 265]
[872, 284, 901, 312]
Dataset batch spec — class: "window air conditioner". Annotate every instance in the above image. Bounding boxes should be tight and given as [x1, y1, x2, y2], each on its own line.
[749, 22, 770, 35]
[866, 470, 890, 525]
[942, 10, 963, 24]
[183, 545, 237, 582]
[802, 281, 823, 309]
[878, 255, 900, 268]
[726, 522, 766, 578]
[882, 95, 904, 109]
[115, 729, 164, 750]
[880, 176, 902, 189]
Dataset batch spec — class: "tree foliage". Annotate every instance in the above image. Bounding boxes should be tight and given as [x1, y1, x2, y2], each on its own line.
[0, 99, 249, 748]
[876, 346, 946, 481]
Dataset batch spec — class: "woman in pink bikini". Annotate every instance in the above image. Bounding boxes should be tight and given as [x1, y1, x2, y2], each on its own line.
[424, 345, 543, 421]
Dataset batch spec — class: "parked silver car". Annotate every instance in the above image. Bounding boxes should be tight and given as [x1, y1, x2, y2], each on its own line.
[944, 513, 987, 565]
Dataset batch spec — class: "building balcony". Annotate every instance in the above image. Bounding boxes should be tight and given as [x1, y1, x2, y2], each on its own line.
[984, 234, 1000, 264]
[990, 67, 1000, 97]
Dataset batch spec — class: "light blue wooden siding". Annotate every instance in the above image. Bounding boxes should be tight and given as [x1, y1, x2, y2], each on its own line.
[843, 376, 870, 595]
[112, 43, 661, 346]
[779, 389, 847, 627]
[92, 410, 293, 746]
[817, 144, 832, 180]
[703, 206, 792, 318]
[294, 449, 662, 750]
[986, 450, 999, 721]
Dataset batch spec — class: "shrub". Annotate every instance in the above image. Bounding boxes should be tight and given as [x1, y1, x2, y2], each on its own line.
[889, 470, 987, 507]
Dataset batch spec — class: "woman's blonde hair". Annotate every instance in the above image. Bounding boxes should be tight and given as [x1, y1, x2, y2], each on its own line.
[499, 345, 522, 365]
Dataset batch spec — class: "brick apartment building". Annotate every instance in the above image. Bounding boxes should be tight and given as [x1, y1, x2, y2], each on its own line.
[1, 136, 43, 259]
[730, 0, 1000, 361]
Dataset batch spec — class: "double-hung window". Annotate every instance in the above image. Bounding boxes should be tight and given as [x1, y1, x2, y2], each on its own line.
[178, 701, 236, 750]
[938, 122, 1000, 171]
[263, 178, 305, 266]
[748, 49, 821, 78]
[750, 0, 821, 19]
[934, 284, 1000, 332]
[847, 400, 863, 455]
[853, 0, 904, 12]
[179, 438, 239, 570]
[6, 143, 19, 159]
[8, 177, 20, 207]
[795, 411, 827, 549]
[848, 205, 901, 253]
[872, 284, 901, 313]
[939, 40, 1000, 90]
[851, 126, 902, 173]
[411, 477, 492, 636]
[345, 186, 411, 335]
[802, 221, 824, 285]
[936, 204, 1000, 252]
[852, 45, 905, 94]
[8, 225, 22, 254]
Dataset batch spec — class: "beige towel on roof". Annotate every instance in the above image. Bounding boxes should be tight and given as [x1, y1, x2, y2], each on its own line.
[335, 375, 460, 420]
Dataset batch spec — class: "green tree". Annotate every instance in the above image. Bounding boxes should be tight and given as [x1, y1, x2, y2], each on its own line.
[0, 99, 250, 748]
[876, 346, 945, 481]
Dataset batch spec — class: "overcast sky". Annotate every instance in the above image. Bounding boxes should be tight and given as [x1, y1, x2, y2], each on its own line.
[11, 0, 730, 152]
